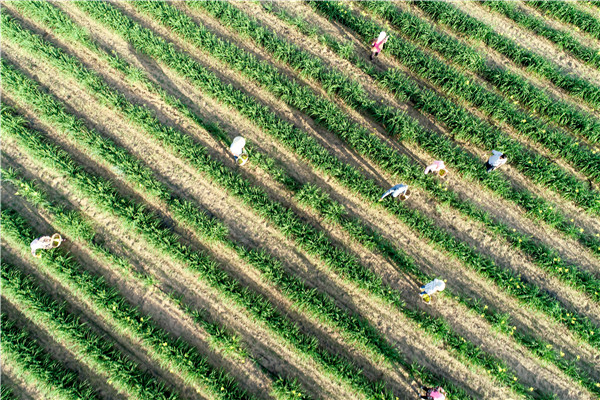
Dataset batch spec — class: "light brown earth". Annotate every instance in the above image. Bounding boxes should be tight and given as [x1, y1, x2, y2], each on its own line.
[3, 2, 600, 400]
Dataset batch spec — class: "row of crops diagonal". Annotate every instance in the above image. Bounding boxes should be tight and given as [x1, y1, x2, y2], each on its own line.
[0, 257, 180, 400]
[1, 12, 518, 393]
[481, 0, 600, 70]
[10, 3, 600, 395]
[529, 0, 600, 41]
[120, 0, 600, 297]
[59, 0, 600, 353]
[2, 76, 468, 398]
[410, 1, 600, 109]
[1, 315, 100, 400]
[1, 178, 261, 400]
[1, 166, 312, 400]
[301, 0, 600, 255]
[179, 0, 600, 302]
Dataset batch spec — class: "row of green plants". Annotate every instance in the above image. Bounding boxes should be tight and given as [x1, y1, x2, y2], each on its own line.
[0, 10, 489, 392]
[142, 0, 600, 300]
[411, 0, 600, 109]
[358, 0, 600, 152]
[1, 175, 256, 400]
[68, 0, 600, 352]
[529, 0, 600, 41]
[5, 3, 600, 396]
[354, 0, 600, 187]
[2, 166, 314, 400]
[188, 0, 600, 263]
[303, 0, 600, 255]
[1, 93, 434, 400]
[190, 0, 600, 300]
[0, 257, 179, 400]
[481, 0, 600, 70]
[14, 4, 596, 396]
[14, 4, 557, 396]
[1, 315, 101, 400]
[0, 382, 16, 400]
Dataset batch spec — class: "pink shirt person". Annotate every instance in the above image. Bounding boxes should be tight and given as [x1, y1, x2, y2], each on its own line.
[429, 389, 446, 400]
[424, 160, 445, 175]
[370, 31, 389, 60]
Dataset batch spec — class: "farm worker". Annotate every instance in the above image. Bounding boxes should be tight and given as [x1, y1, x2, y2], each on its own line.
[419, 279, 445, 304]
[420, 386, 447, 400]
[230, 136, 248, 166]
[370, 31, 389, 60]
[30, 234, 65, 257]
[485, 150, 507, 173]
[379, 184, 409, 201]
[424, 160, 446, 176]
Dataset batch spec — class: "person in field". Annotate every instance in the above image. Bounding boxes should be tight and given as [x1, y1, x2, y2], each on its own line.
[30, 234, 65, 257]
[370, 31, 389, 60]
[230, 136, 248, 166]
[379, 183, 410, 201]
[485, 150, 507, 173]
[420, 386, 447, 400]
[419, 278, 445, 304]
[424, 160, 446, 176]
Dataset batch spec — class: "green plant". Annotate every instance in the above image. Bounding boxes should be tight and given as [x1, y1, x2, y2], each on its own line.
[529, 1, 600, 41]
[1, 315, 101, 400]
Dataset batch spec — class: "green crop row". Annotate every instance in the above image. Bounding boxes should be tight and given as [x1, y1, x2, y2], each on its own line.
[175, 0, 600, 292]
[0, 13, 479, 393]
[358, 0, 600, 157]
[2, 3, 596, 396]
[257, 12, 600, 394]
[1, 315, 101, 400]
[530, 0, 600, 41]
[411, 1, 600, 109]
[304, 0, 600, 255]
[10, 3, 543, 395]
[0, 168, 257, 399]
[1, 166, 317, 400]
[1, 94, 424, 400]
[0, 11, 416, 378]
[360, 3, 600, 148]
[1, 206, 252, 400]
[0, 257, 179, 400]
[67, 0, 600, 351]
[191, 0, 600, 261]
[354, 0, 600, 189]
[0, 382, 16, 400]
[482, 0, 600, 70]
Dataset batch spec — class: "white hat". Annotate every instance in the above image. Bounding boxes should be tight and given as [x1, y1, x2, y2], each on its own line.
[230, 136, 246, 157]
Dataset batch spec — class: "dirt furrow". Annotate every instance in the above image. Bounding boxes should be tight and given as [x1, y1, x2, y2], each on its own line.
[453, 1, 600, 85]
[2, 131, 354, 400]
[235, 1, 600, 259]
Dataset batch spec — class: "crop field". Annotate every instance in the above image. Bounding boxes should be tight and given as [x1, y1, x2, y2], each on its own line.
[2, 1, 600, 399]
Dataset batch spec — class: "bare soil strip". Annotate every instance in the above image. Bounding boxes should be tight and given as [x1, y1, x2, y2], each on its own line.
[8, 3, 600, 396]
[518, 2, 600, 51]
[235, 1, 600, 246]
[454, 1, 600, 85]
[2, 21, 520, 400]
[2, 131, 354, 400]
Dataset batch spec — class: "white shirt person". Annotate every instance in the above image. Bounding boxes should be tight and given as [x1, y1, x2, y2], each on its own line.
[486, 150, 507, 173]
[379, 184, 409, 201]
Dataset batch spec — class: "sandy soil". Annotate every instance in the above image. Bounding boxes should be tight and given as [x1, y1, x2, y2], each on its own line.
[4, 2, 600, 399]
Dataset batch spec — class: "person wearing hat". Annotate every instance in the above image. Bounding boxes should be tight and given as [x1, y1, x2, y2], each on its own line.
[424, 160, 446, 176]
[419, 278, 445, 304]
[230, 136, 248, 166]
[485, 150, 507, 173]
[30, 234, 65, 257]
[379, 184, 410, 201]
[370, 31, 389, 60]
[420, 386, 447, 400]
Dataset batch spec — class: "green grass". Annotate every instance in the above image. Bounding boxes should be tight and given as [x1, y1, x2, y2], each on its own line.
[529, 1, 600, 41]
[0, 259, 180, 400]
[1, 315, 101, 400]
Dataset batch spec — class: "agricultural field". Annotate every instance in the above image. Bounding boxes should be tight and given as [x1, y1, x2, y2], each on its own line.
[2, 1, 600, 399]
